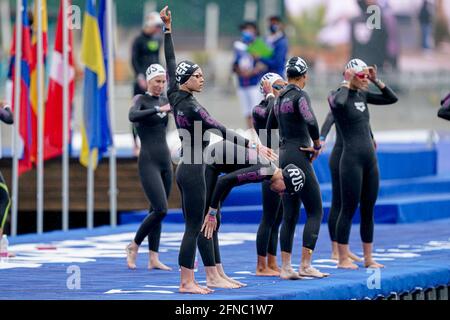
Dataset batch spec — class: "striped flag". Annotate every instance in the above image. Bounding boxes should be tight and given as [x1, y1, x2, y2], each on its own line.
[8, 0, 34, 175]
[79, 0, 111, 169]
[44, 0, 75, 160]
[30, 0, 48, 163]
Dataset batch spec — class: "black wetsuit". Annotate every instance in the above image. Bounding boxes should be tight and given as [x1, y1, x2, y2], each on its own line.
[129, 94, 173, 252]
[438, 93, 450, 121]
[320, 110, 375, 243]
[329, 85, 397, 245]
[0, 107, 13, 230]
[267, 84, 323, 252]
[252, 98, 283, 257]
[202, 141, 273, 266]
[164, 32, 251, 269]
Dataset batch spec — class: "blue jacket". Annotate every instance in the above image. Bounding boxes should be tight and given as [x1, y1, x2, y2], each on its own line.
[261, 33, 289, 77]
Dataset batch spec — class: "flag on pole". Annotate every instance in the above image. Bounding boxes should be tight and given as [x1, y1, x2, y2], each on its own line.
[79, 0, 110, 169]
[98, 0, 113, 149]
[8, 0, 34, 175]
[44, 0, 75, 161]
[29, 0, 48, 163]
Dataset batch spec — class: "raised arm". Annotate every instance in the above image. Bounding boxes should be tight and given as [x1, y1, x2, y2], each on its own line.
[161, 6, 178, 94]
[365, 85, 398, 105]
[366, 66, 398, 105]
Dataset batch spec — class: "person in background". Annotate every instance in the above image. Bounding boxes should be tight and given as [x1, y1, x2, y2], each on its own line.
[233, 22, 266, 129]
[130, 12, 164, 155]
[418, 0, 435, 52]
[260, 16, 289, 77]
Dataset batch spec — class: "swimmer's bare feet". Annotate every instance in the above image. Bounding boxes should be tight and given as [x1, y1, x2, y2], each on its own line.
[179, 281, 213, 294]
[280, 266, 303, 280]
[256, 256, 280, 276]
[268, 254, 281, 273]
[216, 264, 246, 288]
[299, 265, 330, 278]
[205, 266, 238, 289]
[148, 251, 172, 271]
[364, 260, 385, 269]
[256, 266, 280, 276]
[349, 251, 363, 262]
[337, 258, 359, 270]
[126, 242, 138, 270]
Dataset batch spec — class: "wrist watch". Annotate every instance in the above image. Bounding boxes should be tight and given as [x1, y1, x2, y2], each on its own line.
[209, 209, 217, 217]
[313, 144, 322, 151]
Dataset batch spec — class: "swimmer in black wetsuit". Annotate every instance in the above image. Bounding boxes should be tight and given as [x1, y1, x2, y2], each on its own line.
[438, 93, 450, 121]
[161, 6, 277, 294]
[252, 73, 287, 276]
[198, 140, 304, 286]
[0, 100, 13, 240]
[321, 111, 377, 263]
[329, 58, 398, 269]
[267, 57, 329, 280]
[125, 64, 173, 271]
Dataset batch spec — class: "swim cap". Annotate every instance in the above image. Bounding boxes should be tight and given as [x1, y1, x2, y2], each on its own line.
[259, 72, 283, 94]
[282, 164, 306, 194]
[286, 57, 308, 78]
[176, 60, 200, 85]
[146, 64, 166, 81]
[345, 58, 368, 73]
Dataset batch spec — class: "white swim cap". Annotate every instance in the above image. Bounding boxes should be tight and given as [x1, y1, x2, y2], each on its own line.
[146, 64, 166, 81]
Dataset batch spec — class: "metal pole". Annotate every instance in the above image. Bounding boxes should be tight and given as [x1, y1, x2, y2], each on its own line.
[87, 151, 94, 229]
[107, 0, 117, 227]
[36, 0, 44, 234]
[62, 0, 70, 231]
[11, 0, 23, 237]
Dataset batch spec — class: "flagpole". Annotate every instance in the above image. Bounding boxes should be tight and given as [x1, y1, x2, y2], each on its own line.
[106, 0, 117, 227]
[36, 0, 44, 234]
[87, 151, 94, 229]
[62, 0, 70, 231]
[11, 0, 23, 237]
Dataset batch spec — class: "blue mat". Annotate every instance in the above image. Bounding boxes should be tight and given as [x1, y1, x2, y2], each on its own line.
[1, 219, 449, 300]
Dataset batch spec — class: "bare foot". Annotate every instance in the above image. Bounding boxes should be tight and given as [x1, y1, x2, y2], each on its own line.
[207, 276, 239, 289]
[195, 281, 215, 293]
[299, 265, 330, 278]
[349, 251, 363, 262]
[126, 243, 138, 270]
[148, 259, 172, 271]
[280, 267, 303, 280]
[267, 255, 281, 272]
[365, 260, 385, 269]
[337, 258, 359, 270]
[218, 273, 247, 288]
[179, 282, 212, 294]
[256, 267, 280, 277]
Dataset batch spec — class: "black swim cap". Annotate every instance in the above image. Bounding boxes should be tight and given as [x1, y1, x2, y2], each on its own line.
[176, 60, 200, 85]
[286, 57, 308, 78]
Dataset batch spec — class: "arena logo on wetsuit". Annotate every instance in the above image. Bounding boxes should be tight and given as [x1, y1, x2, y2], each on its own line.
[355, 102, 366, 112]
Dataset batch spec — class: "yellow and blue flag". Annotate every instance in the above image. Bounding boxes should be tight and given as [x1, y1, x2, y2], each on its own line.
[80, 0, 112, 169]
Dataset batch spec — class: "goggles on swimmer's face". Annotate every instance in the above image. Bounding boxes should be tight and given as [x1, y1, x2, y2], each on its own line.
[272, 83, 285, 91]
[355, 72, 369, 80]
